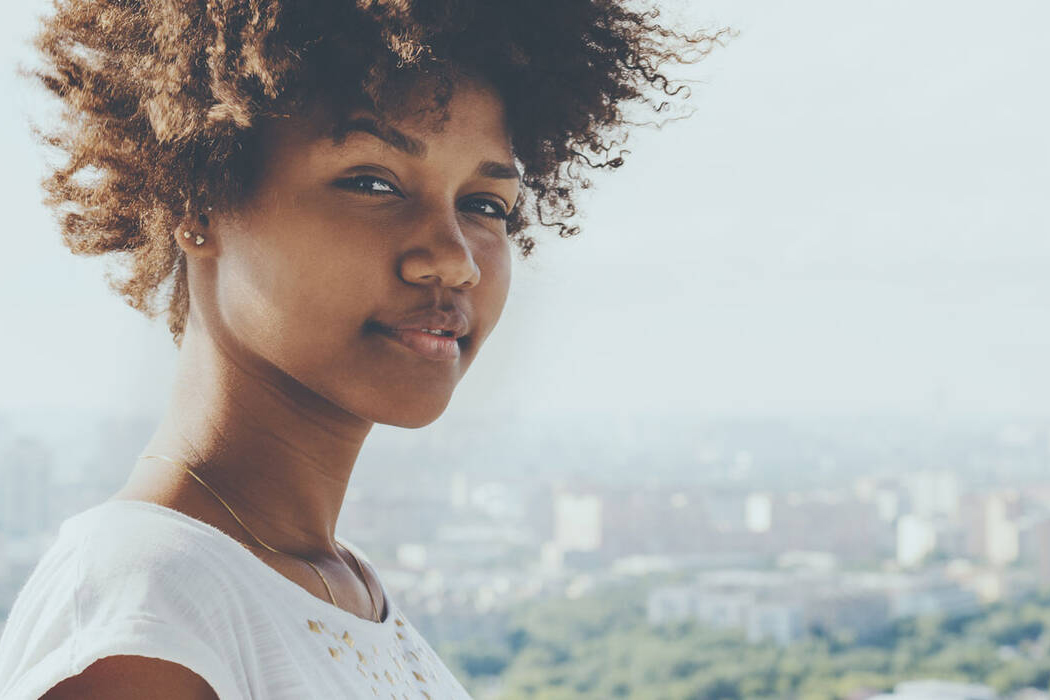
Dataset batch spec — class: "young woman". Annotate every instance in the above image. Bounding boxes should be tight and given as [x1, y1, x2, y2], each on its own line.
[0, 1, 722, 697]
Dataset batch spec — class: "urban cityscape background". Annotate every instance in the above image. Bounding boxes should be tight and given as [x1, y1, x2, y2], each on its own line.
[5, 410, 1050, 698]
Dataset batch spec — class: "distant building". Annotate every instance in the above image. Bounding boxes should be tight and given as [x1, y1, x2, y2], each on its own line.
[961, 491, 1022, 567]
[646, 585, 696, 625]
[1018, 514, 1050, 585]
[695, 591, 754, 631]
[598, 485, 713, 558]
[897, 515, 936, 568]
[873, 488, 900, 522]
[648, 570, 979, 646]
[647, 585, 805, 645]
[745, 492, 772, 533]
[770, 493, 885, 563]
[777, 551, 837, 572]
[984, 493, 1020, 567]
[888, 581, 979, 619]
[747, 601, 803, 645]
[805, 590, 889, 640]
[0, 438, 54, 536]
[552, 491, 602, 552]
[906, 472, 960, 520]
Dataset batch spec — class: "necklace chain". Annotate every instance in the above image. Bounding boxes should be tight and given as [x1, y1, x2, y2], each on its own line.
[139, 454, 380, 623]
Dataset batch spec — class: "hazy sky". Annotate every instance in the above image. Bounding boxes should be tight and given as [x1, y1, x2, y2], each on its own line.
[2, 0, 1048, 428]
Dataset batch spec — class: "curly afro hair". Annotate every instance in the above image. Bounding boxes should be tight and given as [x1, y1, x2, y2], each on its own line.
[31, 0, 729, 346]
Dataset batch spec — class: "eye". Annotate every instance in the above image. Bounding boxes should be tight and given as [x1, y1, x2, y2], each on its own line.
[462, 197, 509, 220]
[334, 174, 403, 197]
[335, 175, 508, 220]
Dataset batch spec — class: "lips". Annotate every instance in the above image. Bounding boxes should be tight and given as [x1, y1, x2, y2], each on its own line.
[369, 308, 470, 362]
[377, 327, 461, 361]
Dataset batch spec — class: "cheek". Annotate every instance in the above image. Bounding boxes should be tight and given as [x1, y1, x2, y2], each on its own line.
[217, 211, 380, 362]
[475, 234, 514, 330]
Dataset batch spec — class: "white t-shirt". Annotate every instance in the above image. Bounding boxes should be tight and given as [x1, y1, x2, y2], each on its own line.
[0, 500, 473, 699]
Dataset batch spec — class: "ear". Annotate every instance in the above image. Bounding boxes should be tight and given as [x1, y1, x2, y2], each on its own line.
[173, 208, 218, 259]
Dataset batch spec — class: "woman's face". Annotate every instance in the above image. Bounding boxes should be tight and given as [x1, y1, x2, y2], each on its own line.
[202, 79, 519, 428]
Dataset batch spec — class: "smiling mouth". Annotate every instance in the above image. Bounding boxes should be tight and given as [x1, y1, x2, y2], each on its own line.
[372, 325, 463, 362]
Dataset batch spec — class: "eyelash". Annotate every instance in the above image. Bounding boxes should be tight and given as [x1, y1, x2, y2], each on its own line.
[335, 174, 510, 220]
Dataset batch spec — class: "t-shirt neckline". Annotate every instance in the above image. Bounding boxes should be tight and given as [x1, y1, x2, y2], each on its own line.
[75, 499, 396, 631]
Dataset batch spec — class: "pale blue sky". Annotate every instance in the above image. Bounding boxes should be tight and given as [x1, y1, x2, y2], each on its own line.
[2, 0, 1049, 429]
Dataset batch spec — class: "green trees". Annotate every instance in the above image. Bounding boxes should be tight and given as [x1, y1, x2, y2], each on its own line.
[437, 584, 1050, 699]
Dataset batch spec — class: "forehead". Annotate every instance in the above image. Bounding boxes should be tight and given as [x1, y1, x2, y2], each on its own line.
[275, 76, 513, 156]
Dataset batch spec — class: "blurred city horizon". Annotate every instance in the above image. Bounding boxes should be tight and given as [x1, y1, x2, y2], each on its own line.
[6, 409, 1050, 697]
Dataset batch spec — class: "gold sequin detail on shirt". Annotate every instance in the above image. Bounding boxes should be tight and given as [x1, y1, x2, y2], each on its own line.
[305, 610, 450, 698]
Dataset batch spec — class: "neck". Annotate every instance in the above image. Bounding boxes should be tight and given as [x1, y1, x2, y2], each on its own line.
[127, 316, 374, 557]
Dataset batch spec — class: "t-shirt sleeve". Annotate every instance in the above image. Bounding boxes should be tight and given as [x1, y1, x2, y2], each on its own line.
[0, 523, 246, 700]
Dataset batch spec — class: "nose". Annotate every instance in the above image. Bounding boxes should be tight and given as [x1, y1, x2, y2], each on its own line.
[398, 211, 481, 290]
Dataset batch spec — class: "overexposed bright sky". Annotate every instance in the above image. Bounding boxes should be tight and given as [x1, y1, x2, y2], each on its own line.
[2, 0, 1048, 428]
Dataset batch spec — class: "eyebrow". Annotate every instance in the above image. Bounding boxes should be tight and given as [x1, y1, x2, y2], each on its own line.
[341, 116, 521, 181]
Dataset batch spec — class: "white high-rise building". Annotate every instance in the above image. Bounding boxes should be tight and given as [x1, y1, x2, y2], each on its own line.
[745, 492, 772, 533]
[897, 514, 937, 567]
[553, 492, 602, 552]
[985, 493, 1019, 567]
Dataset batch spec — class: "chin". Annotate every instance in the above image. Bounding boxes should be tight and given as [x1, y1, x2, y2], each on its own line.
[357, 393, 454, 429]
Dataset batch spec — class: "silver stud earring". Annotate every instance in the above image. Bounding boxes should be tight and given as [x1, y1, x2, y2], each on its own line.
[195, 234, 205, 246]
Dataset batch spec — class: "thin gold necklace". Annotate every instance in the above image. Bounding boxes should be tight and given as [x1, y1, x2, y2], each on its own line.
[139, 453, 381, 623]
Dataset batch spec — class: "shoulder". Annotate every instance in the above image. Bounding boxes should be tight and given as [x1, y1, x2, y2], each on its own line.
[65, 501, 239, 619]
[0, 501, 247, 700]
[74, 499, 232, 577]
[40, 655, 219, 700]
